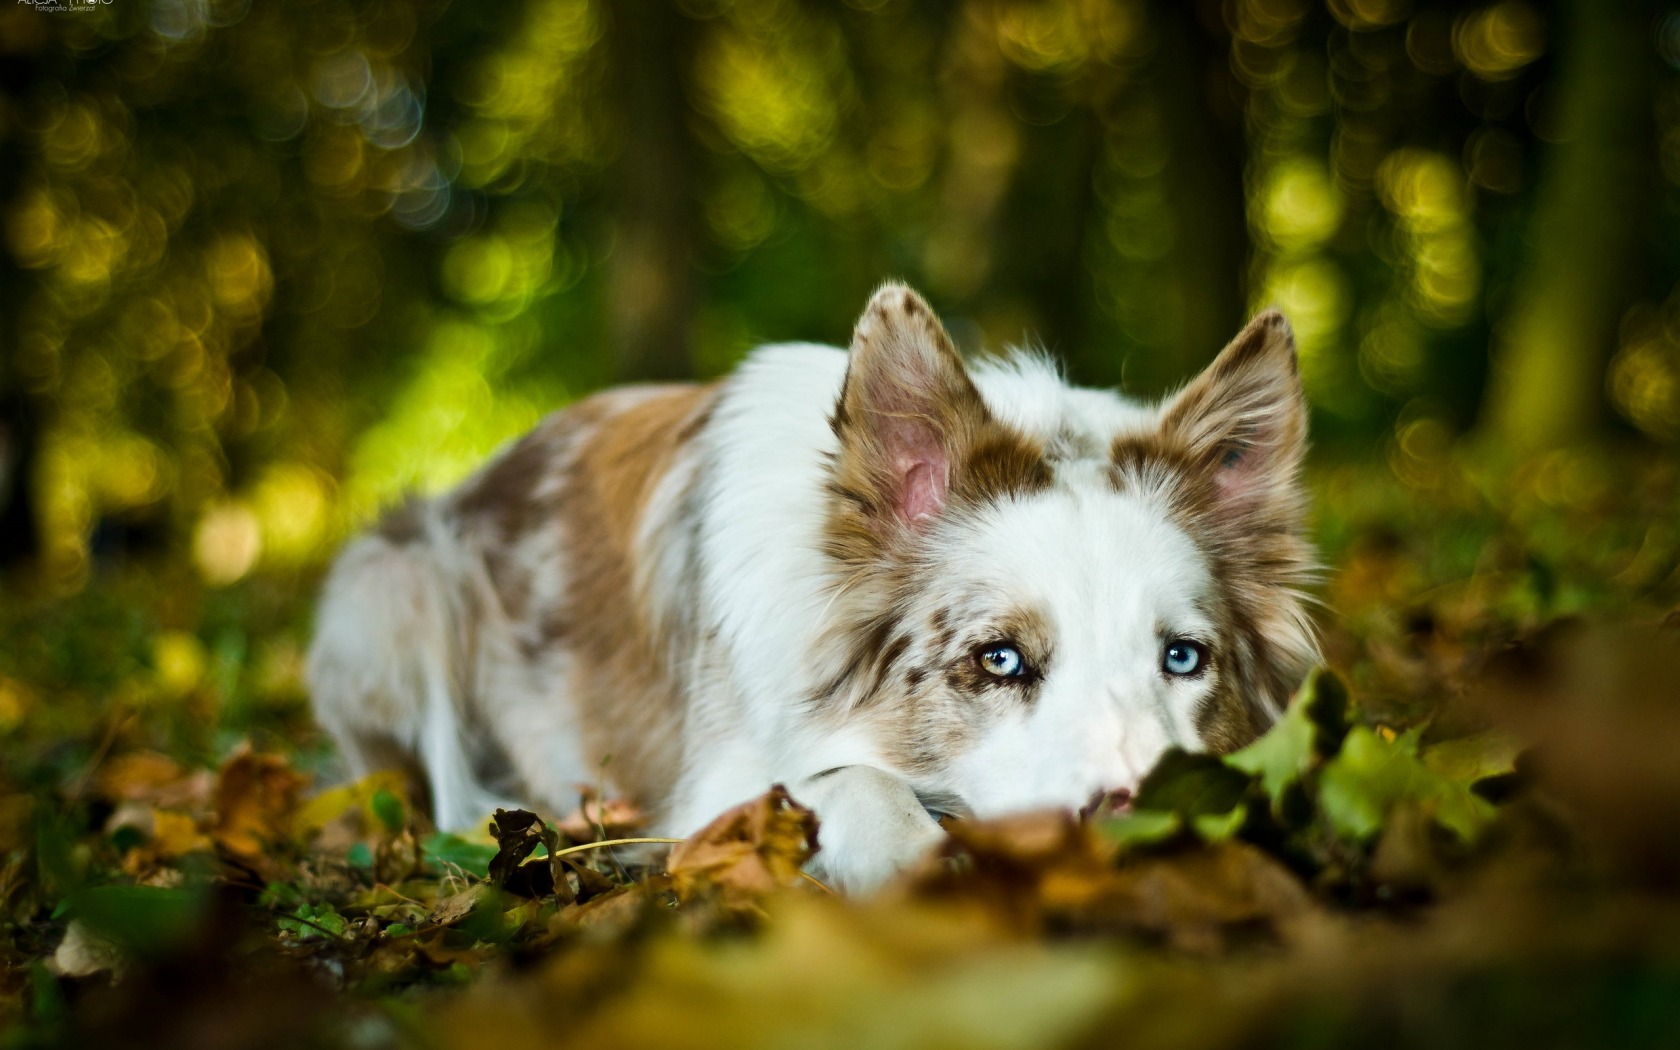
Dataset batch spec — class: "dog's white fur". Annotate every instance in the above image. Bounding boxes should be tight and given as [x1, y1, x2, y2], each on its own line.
[308, 284, 1317, 892]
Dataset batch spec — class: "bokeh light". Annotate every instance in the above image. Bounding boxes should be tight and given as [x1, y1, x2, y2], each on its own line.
[0, 0, 1672, 598]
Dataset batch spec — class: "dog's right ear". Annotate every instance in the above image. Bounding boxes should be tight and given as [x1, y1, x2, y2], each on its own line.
[831, 283, 989, 530]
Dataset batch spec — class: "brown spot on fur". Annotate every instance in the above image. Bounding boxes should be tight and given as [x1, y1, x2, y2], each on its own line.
[376, 499, 425, 544]
[454, 424, 578, 620]
[457, 427, 564, 542]
[548, 383, 719, 815]
[870, 633, 912, 696]
[811, 613, 910, 712]
[952, 433, 1053, 506]
[1112, 310, 1318, 748]
[824, 284, 1050, 578]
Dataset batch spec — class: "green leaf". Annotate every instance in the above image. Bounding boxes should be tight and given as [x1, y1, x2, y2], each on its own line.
[62, 884, 210, 955]
[423, 832, 497, 877]
[1227, 667, 1351, 802]
[259, 881, 305, 909]
[1133, 749, 1252, 818]
[1304, 670, 1352, 758]
[1420, 732, 1520, 783]
[35, 807, 83, 900]
[1191, 806, 1247, 842]
[279, 902, 349, 940]
[1092, 810, 1181, 849]
[30, 961, 64, 1023]
[371, 788, 406, 834]
[1319, 726, 1497, 843]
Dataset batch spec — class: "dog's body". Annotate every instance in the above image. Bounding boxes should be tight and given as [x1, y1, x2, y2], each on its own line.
[307, 285, 1318, 891]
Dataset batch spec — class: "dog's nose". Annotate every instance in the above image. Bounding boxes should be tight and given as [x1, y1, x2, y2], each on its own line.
[1078, 788, 1133, 820]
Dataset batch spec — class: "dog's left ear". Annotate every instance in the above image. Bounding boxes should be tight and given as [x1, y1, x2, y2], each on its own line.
[1158, 310, 1307, 511]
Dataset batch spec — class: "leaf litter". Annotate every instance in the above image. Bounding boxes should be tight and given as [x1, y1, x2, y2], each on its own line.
[4, 470, 1680, 1047]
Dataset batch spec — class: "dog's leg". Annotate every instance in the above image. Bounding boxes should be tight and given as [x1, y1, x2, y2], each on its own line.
[309, 525, 509, 835]
[791, 766, 945, 893]
[416, 646, 509, 835]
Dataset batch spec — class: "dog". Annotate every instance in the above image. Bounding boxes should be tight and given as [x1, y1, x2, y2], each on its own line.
[306, 283, 1318, 892]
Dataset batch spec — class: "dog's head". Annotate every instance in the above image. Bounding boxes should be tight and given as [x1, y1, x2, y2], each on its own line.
[818, 283, 1318, 818]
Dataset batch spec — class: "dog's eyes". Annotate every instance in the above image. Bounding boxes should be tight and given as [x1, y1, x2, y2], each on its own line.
[1162, 640, 1207, 677]
[977, 644, 1027, 678]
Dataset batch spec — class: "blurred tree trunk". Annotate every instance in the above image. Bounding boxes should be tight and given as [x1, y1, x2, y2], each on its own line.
[1476, 0, 1657, 454]
[0, 53, 40, 568]
[1151, 0, 1247, 378]
[606, 4, 701, 382]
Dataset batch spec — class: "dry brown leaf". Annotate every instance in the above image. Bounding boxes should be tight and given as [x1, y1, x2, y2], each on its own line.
[666, 785, 818, 909]
[908, 809, 1114, 927]
[555, 792, 646, 842]
[1469, 619, 1680, 883]
[93, 751, 213, 811]
[93, 751, 185, 801]
[912, 811, 1312, 949]
[428, 884, 492, 928]
[1083, 841, 1315, 951]
[213, 747, 308, 860]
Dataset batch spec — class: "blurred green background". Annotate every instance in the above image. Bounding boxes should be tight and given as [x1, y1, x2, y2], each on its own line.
[4, 6, 1680, 1042]
[0, 0, 1677, 597]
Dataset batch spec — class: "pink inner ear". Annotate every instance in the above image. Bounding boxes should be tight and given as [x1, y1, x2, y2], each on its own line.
[1215, 447, 1266, 505]
[899, 460, 946, 522]
[884, 418, 948, 524]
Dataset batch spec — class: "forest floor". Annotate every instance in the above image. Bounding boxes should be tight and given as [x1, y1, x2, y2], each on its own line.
[3, 448, 1680, 1050]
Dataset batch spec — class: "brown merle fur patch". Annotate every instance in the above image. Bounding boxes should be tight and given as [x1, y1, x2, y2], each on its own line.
[1111, 310, 1318, 752]
[823, 284, 1050, 577]
[816, 286, 1053, 730]
[554, 384, 717, 812]
[375, 498, 426, 545]
[451, 383, 718, 816]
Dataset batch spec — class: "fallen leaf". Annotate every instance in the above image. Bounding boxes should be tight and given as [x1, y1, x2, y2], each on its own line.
[50, 919, 124, 978]
[294, 769, 409, 837]
[151, 809, 213, 857]
[1227, 668, 1351, 803]
[93, 751, 212, 811]
[1081, 841, 1315, 951]
[428, 883, 492, 928]
[666, 785, 818, 909]
[213, 747, 308, 861]
[1319, 726, 1495, 843]
[556, 791, 646, 841]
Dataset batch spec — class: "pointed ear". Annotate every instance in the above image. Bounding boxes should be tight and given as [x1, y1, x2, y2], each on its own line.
[1158, 309, 1307, 510]
[831, 283, 991, 529]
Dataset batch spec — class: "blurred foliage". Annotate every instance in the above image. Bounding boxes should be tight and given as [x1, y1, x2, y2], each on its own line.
[4, 0, 1680, 1046]
[1, 0, 1680, 586]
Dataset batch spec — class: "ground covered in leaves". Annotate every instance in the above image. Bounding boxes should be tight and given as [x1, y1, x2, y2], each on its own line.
[4, 456, 1680, 1049]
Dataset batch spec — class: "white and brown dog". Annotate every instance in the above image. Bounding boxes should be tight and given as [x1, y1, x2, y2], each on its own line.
[307, 284, 1318, 891]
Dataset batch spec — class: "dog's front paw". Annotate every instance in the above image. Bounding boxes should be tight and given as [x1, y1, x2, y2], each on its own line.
[811, 808, 946, 894]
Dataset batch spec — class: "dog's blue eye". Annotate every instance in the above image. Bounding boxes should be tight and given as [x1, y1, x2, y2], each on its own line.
[978, 644, 1025, 678]
[1162, 640, 1206, 676]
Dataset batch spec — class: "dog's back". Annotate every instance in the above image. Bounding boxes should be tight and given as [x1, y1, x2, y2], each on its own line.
[308, 381, 721, 830]
[309, 285, 1317, 890]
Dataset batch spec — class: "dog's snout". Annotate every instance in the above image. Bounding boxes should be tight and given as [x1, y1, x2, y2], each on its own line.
[1078, 787, 1134, 821]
